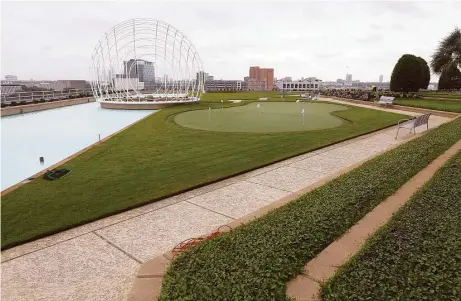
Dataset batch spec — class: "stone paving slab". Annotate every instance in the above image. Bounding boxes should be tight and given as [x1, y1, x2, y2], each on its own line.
[1, 233, 139, 301]
[1, 101, 453, 301]
[247, 166, 330, 192]
[187, 181, 287, 219]
[95, 202, 232, 262]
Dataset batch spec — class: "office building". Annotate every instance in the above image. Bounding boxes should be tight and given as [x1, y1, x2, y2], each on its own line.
[124, 59, 155, 89]
[4, 75, 17, 82]
[276, 78, 320, 91]
[248, 66, 274, 90]
[205, 80, 243, 92]
[346, 74, 352, 82]
[379, 75, 383, 83]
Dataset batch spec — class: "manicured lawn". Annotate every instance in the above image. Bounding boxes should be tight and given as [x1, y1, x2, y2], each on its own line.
[1, 101, 405, 249]
[200, 91, 300, 102]
[416, 91, 461, 100]
[322, 150, 461, 300]
[159, 118, 461, 301]
[175, 102, 348, 133]
[394, 97, 461, 113]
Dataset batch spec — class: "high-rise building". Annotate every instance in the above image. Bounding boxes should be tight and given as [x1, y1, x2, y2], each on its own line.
[346, 74, 352, 82]
[248, 66, 274, 90]
[379, 75, 383, 83]
[124, 59, 155, 83]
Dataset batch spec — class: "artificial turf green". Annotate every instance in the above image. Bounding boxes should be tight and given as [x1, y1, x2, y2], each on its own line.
[174, 102, 348, 133]
[394, 97, 461, 113]
[199, 91, 298, 102]
[322, 150, 461, 301]
[1, 101, 405, 249]
[159, 117, 461, 301]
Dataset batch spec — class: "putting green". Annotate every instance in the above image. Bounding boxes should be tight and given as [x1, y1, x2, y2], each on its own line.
[174, 102, 349, 133]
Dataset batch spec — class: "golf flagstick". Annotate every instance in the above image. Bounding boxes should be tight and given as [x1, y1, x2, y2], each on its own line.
[257, 103, 261, 118]
[221, 99, 223, 111]
[301, 108, 305, 126]
[208, 107, 211, 121]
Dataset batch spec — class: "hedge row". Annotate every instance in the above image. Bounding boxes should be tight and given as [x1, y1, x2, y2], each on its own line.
[322, 150, 461, 300]
[160, 117, 461, 300]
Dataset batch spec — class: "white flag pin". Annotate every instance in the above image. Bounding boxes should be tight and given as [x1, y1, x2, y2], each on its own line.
[257, 104, 260, 108]
[296, 99, 300, 103]
[301, 109, 305, 114]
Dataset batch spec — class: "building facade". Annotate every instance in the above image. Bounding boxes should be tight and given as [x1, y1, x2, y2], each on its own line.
[248, 66, 274, 90]
[379, 75, 383, 83]
[276, 78, 320, 91]
[346, 74, 352, 82]
[124, 59, 155, 83]
[205, 80, 243, 92]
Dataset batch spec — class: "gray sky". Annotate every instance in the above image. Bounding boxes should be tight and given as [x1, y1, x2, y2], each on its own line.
[1, 0, 460, 82]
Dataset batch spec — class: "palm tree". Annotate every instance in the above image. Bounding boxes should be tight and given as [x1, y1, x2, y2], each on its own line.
[431, 27, 461, 74]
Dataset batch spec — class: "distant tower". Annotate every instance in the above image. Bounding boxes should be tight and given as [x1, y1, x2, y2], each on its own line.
[379, 75, 383, 83]
[346, 74, 352, 82]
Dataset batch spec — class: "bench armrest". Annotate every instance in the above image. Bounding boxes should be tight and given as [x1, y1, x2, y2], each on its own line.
[398, 118, 411, 125]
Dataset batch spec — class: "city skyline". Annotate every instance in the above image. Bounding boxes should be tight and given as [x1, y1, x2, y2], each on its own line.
[1, 1, 460, 82]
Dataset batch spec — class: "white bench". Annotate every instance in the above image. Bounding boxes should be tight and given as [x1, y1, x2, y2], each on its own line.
[395, 113, 431, 138]
[378, 96, 394, 106]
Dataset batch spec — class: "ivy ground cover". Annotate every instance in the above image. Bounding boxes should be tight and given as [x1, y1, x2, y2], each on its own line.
[322, 150, 461, 300]
[160, 118, 461, 300]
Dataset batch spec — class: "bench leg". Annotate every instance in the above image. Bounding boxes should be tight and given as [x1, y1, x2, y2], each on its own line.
[395, 127, 400, 139]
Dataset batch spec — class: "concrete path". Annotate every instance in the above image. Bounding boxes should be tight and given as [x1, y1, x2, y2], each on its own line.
[1, 102, 451, 301]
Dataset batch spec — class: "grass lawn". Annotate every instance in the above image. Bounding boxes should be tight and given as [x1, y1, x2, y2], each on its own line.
[175, 102, 348, 133]
[394, 97, 461, 113]
[1, 101, 405, 249]
[415, 91, 461, 100]
[200, 91, 300, 102]
[322, 150, 461, 300]
[159, 117, 461, 301]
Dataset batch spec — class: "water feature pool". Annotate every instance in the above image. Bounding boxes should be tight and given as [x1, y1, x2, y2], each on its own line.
[1, 102, 156, 190]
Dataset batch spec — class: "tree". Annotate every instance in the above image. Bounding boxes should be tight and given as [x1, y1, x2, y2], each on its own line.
[417, 57, 430, 89]
[431, 27, 461, 90]
[438, 64, 461, 90]
[390, 54, 423, 92]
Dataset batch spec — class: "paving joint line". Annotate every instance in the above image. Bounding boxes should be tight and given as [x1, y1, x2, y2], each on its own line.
[242, 179, 294, 194]
[184, 200, 236, 220]
[92, 232, 143, 264]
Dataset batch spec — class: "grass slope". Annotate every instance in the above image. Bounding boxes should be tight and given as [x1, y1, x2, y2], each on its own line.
[395, 97, 461, 113]
[159, 118, 461, 301]
[1, 101, 405, 249]
[322, 150, 461, 300]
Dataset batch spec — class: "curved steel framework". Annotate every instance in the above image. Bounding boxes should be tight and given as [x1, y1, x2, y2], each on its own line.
[90, 18, 204, 104]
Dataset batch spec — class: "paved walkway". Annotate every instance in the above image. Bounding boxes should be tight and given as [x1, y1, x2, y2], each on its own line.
[1, 100, 452, 301]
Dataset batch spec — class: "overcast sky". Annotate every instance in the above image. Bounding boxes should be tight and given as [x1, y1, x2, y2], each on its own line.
[1, 1, 460, 82]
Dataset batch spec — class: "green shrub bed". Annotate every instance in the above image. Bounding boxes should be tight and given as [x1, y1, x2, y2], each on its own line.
[322, 150, 461, 300]
[160, 118, 461, 300]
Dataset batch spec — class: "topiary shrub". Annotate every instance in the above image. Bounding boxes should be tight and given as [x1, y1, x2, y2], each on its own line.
[438, 64, 461, 90]
[390, 54, 423, 92]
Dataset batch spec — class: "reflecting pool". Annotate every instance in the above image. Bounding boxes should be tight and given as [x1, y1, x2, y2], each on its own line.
[1, 102, 156, 190]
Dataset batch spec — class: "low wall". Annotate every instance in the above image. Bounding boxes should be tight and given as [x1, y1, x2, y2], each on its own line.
[1, 97, 95, 117]
[100, 102, 170, 110]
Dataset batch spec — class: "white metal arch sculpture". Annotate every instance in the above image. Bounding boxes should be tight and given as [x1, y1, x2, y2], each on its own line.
[90, 18, 204, 109]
